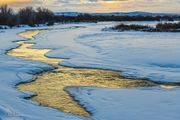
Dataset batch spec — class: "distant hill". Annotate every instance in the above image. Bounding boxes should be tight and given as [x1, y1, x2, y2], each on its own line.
[54, 11, 180, 17]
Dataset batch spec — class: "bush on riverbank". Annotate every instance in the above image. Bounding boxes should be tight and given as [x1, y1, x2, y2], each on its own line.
[0, 5, 54, 27]
[156, 22, 180, 30]
[111, 22, 180, 32]
[112, 24, 151, 31]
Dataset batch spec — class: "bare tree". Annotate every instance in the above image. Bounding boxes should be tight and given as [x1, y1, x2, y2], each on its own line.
[0, 5, 14, 26]
[18, 7, 36, 26]
[36, 7, 54, 25]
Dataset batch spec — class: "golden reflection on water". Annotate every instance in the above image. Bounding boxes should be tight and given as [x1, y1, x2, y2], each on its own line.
[19, 30, 44, 39]
[160, 85, 179, 89]
[10, 30, 61, 66]
[8, 30, 157, 117]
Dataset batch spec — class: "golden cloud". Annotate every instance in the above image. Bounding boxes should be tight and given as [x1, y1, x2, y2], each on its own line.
[0, 0, 32, 5]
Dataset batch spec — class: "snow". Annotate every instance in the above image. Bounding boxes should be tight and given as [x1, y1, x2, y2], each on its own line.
[28, 22, 180, 119]
[31, 22, 180, 83]
[67, 86, 180, 120]
[0, 29, 86, 120]
[0, 22, 180, 120]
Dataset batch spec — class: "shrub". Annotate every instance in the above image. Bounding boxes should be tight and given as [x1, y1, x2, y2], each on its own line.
[111, 22, 180, 32]
[112, 24, 151, 31]
[156, 22, 180, 30]
[0, 5, 15, 27]
[36, 7, 54, 25]
[0, 5, 55, 27]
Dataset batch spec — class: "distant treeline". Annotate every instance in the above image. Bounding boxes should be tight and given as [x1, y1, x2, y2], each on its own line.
[110, 22, 180, 32]
[54, 14, 180, 23]
[0, 5, 180, 28]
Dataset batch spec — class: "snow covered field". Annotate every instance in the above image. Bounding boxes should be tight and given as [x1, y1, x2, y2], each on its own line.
[0, 22, 180, 120]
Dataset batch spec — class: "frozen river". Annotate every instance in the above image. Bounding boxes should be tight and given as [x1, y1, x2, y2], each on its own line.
[0, 22, 179, 120]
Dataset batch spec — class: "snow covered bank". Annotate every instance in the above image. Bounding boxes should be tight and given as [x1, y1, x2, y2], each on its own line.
[0, 29, 87, 120]
[30, 22, 180, 83]
[67, 86, 180, 120]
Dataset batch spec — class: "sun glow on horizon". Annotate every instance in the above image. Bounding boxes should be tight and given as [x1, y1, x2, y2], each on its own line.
[0, 0, 179, 13]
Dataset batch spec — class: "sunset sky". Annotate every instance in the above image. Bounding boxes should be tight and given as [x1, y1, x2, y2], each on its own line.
[0, 0, 179, 13]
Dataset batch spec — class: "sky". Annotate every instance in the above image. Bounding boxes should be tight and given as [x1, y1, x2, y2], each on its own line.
[0, 0, 179, 13]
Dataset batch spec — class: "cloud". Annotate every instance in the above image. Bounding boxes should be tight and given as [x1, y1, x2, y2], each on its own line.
[0, 0, 32, 4]
[42, 0, 179, 13]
